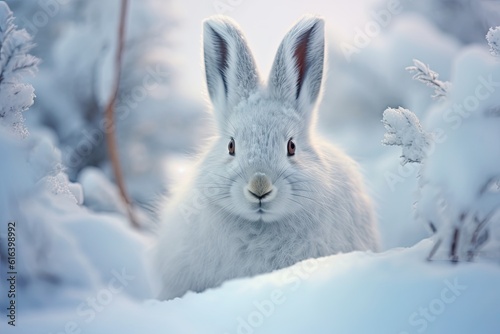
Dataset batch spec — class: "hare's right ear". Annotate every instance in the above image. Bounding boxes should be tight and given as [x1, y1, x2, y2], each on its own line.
[268, 16, 325, 120]
[203, 16, 260, 121]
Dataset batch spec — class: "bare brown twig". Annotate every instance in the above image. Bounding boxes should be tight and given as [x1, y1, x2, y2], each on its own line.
[105, 0, 139, 228]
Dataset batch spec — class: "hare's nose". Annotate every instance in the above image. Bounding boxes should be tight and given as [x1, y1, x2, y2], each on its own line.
[246, 173, 275, 201]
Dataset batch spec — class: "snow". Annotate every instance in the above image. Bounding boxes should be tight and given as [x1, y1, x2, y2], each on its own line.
[3, 240, 500, 334]
[1, 0, 500, 333]
[78, 167, 128, 216]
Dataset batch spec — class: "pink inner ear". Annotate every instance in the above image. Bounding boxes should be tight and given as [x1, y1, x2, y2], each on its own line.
[293, 28, 313, 99]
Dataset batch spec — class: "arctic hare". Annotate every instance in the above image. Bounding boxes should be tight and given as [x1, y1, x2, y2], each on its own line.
[155, 15, 379, 300]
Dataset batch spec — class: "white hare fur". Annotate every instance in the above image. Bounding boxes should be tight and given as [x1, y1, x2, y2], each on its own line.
[154, 15, 379, 300]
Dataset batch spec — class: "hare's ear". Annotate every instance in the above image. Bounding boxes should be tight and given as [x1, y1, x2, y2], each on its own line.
[203, 16, 260, 118]
[268, 16, 324, 117]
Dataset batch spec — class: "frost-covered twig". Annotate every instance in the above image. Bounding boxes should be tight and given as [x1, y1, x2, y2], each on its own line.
[486, 26, 500, 57]
[406, 59, 451, 100]
[105, 0, 139, 228]
[467, 213, 492, 261]
[382, 107, 430, 165]
[0, 2, 39, 138]
[427, 179, 500, 263]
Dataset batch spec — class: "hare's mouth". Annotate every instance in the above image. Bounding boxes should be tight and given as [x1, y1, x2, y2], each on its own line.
[251, 203, 270, 213]
[247, 203, 279, 222]
[256, 207, 271, 216]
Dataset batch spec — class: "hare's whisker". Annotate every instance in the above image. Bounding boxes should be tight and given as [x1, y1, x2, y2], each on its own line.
[209, 172, 237, 183]
[290, 193, 316, 202]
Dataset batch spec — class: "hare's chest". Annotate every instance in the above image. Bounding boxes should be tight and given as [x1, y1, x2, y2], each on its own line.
[208, 222, 317, 278]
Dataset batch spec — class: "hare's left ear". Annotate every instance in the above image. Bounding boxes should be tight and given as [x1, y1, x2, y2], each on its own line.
[203, 16, 260, 121]
[268, 16, 325, 117]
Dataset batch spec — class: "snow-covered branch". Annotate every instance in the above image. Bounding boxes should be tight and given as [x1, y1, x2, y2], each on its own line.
[406, 59, 451, 101]
[0, 1, 39, 138]
[486, 26, 500, 57]
[382, 107, 430, 165]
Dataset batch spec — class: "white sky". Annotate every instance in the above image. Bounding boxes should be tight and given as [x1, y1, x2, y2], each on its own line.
[170, 0, 380, 100]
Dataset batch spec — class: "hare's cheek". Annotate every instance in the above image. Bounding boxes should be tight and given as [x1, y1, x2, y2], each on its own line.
[229, 180, 247, 204]
[278, 182, 301, 212]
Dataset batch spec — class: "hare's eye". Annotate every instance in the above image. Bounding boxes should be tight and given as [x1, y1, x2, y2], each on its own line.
[228, 138, 235, 156]
[287, 138, 295, 156]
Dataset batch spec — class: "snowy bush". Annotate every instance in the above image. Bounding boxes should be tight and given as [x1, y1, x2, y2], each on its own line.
[383, 35, 500, 261]
[0, 2, 151, 315]
[330, 0, 499, 132]
[0, 128, 100, 311]
[0, 1, 38, 138]
[319, 14, 460, 139]
[9, 0, 205, 222]
[398, 0, 500, 45]
[0, 0, 94, 309]
[486, 26, 500, 57]
[4, 0, 78, 61]
[0, 126, 152, 311]
[39, 0, 175, 186]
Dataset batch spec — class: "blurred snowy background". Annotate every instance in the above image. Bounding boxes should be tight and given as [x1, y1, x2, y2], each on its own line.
[1, 0, 500, 333]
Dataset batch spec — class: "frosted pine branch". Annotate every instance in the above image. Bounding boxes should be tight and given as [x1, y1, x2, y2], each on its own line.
[382, 107, 430, 165]
[486, 26, 500, 57]
[406, 59, 451, 101]
[0, 2, 39, 138]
